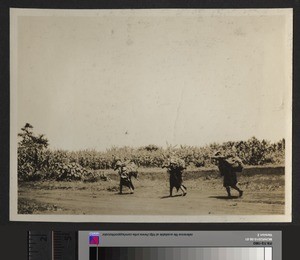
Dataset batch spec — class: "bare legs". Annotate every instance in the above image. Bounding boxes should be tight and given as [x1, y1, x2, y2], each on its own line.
[169, 185, 187, 197]
[225, 185, 243, 197]
[181, 185, 187, 196]
[119, 180, 134, 194]
[169, 186, 173, 197]
[129, 182, 134, 194]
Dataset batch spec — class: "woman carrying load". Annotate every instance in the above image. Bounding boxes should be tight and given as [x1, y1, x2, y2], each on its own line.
[114, 160, 138, 194]
[162, 157, 187, 197]
[212, 151, 244, 198]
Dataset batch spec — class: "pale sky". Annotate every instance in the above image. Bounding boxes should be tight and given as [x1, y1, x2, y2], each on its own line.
[13, 9, 292, 151]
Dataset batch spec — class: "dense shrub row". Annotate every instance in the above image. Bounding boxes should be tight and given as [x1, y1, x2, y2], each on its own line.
[64, 138, 284, 169]
[17, 124, 285, 181]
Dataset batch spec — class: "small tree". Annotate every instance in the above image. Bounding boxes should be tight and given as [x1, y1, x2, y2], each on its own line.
[18, 123, 49, 180]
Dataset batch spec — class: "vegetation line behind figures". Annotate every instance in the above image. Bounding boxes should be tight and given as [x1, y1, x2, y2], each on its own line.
[17, 123, 285, 182]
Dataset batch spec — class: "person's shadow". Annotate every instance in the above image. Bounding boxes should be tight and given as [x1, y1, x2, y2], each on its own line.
[209, 195, 239, 200]
[115, 192, 134, 195]
[161, 194, 183, 199]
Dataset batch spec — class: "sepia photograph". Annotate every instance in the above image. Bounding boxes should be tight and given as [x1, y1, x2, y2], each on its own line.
[10, 8, 292, 222]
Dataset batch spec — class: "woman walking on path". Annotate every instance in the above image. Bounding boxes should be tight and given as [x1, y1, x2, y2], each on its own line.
[212, 151, 244, 198]
[163, 157, 187, 197]
[114, 160, 138, 194]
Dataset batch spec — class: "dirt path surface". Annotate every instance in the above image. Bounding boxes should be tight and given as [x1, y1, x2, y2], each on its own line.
[18, 173, 284, 215]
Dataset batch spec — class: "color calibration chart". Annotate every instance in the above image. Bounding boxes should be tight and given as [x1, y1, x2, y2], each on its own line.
[79, 231, 280, 260]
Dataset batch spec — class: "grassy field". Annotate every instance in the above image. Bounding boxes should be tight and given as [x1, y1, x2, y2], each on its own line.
[18, 166, 285, 216]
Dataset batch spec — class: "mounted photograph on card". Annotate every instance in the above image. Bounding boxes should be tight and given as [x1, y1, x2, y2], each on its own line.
[10, 8, 292, 222]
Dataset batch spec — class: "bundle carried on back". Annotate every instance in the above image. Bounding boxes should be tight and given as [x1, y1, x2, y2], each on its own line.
[162, 157, 186, 171]
[212, 151, 244, 172]
[114, 160, 138, 178]
[225, 156, 244, 172]
[124, 161, 138, 174]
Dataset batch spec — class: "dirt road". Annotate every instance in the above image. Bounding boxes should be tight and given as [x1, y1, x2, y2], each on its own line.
[18, 172, 284, 215]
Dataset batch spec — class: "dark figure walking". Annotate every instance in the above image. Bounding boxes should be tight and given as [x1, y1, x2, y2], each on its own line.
[212, 151, 244, 198]
[163, 157, 187, 197]
[114, 160, 138, 194]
